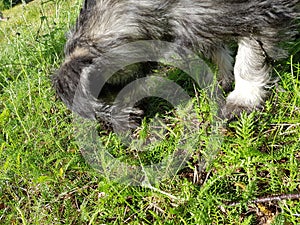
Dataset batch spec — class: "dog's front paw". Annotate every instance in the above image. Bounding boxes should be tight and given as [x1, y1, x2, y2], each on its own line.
[95, 103, 144, 132]
[110, 106, 144, 132]
[221, 102, 255, 122]
[221, 90, 264, 121]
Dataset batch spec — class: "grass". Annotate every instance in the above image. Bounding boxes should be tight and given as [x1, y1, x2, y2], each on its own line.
[0, 0, 299, 224]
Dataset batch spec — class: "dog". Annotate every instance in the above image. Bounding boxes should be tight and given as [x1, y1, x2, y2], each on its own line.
[53, 0, 299, 131]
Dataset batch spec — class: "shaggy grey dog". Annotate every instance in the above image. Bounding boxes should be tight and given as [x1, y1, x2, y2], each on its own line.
[53, 0, 299, 130]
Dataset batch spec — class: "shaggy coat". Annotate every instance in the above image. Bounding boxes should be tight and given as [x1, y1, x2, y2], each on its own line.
[53, 0, 299, 130]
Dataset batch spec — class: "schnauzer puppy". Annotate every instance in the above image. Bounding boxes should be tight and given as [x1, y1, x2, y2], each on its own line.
[53, 0, 299, 130]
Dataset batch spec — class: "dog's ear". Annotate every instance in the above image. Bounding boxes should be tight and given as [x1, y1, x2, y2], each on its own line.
[52, 55, 94, 108]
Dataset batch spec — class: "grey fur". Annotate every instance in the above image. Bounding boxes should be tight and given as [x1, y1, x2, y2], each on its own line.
[53, 0, 299, 130]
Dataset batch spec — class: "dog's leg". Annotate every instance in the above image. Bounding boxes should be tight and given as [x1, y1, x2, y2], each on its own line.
[211, 45, 234, 93]
[222, 37, 271, 120]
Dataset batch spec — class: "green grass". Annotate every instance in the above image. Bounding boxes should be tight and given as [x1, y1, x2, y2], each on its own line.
[0, 0, 299, 224]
